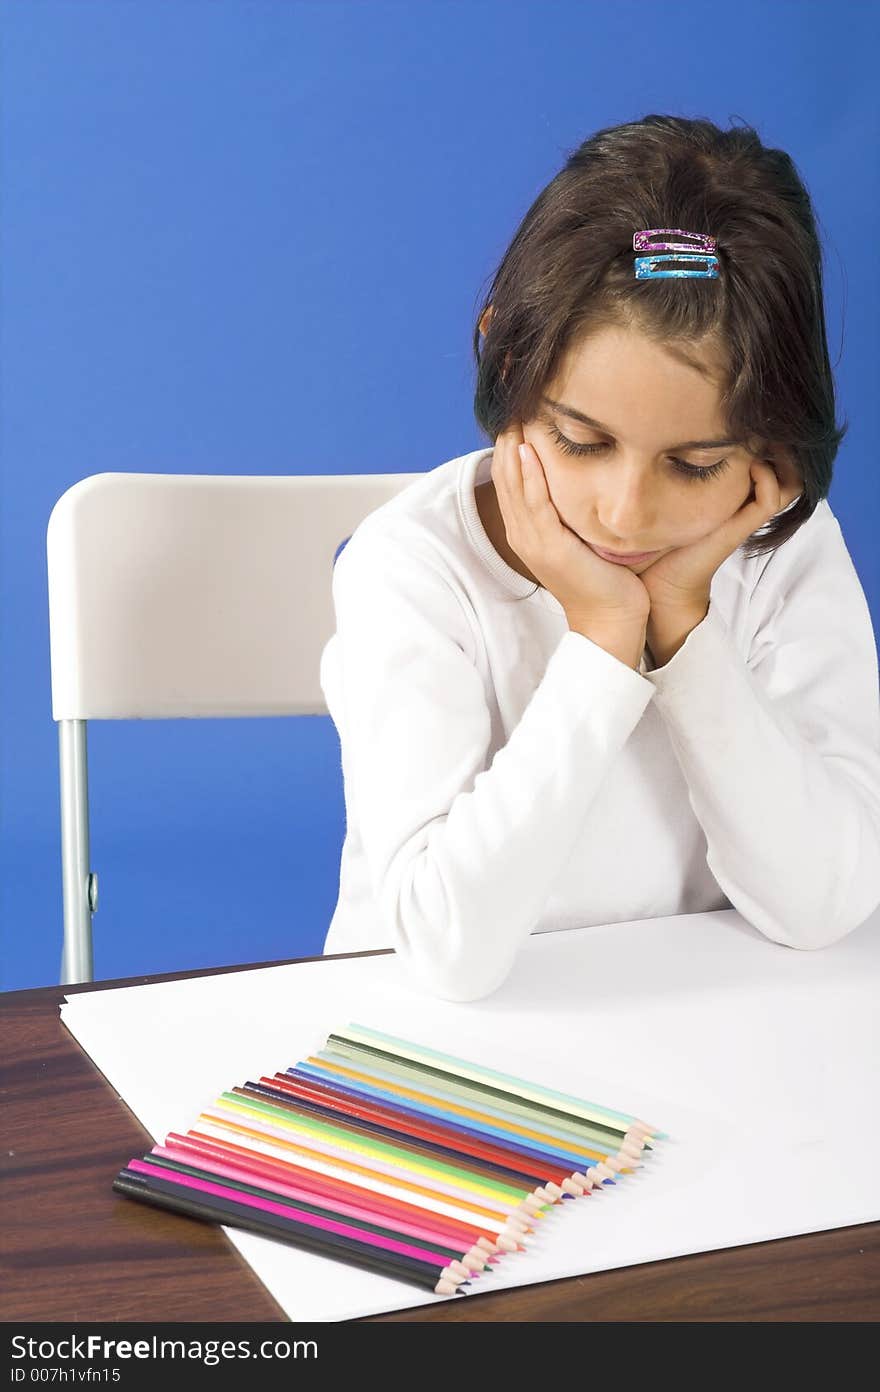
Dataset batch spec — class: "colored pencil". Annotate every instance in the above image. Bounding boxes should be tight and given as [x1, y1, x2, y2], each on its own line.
[152, 1142, 493, 1269]
[165, 1130, 512, 1241]
[305, 1052, 640, 1169]
[339, 1024, 663, 1136]
[113, 1169, 467, 1295]
[182, 1124, 530, 1246]
[219, 1089, 545, 1192]
[126, 1160, 476, 1280]
[319, 1039, 650, 1156]
[218, 1087, 557, 1204]
[269, 1070, 610, 1192]
[136, 1153, 485, 1273]
[199, 1102, 541, 1215]
[295, 1059, 623, 1184]
[237, 1081, 560, 1191]
[111, 1021, 666, 1299]
[191, 1115, 531, 1233]
[166, 1130, 519, 1254]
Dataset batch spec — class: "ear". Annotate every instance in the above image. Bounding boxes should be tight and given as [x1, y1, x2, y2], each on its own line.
[480, 305, 512, 383]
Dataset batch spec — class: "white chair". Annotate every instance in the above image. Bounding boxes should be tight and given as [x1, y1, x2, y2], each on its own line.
[46, 471, 420, 984]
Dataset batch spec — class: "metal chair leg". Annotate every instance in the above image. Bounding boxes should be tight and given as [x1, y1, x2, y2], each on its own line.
[58, 720, 96, 984]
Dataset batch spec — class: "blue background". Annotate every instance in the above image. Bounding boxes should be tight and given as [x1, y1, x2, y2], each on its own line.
[2, 0, 878, 990]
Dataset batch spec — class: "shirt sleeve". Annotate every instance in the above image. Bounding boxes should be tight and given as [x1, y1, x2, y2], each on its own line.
[324, 525, 656, 1002]
[644, 510, 880, 949]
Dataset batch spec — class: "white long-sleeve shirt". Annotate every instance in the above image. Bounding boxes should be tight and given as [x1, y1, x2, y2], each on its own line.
[319, 444, 880, 1001]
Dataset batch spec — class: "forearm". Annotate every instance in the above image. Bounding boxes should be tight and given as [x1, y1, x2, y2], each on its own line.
[330, 537, 655, 1002]
[646, 605, 880, 947]
[373, 631, 654, 1001]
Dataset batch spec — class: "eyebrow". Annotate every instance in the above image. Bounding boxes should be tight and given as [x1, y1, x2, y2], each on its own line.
[539, 396, 740, 451]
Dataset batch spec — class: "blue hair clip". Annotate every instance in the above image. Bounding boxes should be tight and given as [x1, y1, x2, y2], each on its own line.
[634, 253, 719, 279]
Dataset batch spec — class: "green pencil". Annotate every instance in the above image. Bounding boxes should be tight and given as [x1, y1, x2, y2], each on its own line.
[342, 1023, 666, 1139]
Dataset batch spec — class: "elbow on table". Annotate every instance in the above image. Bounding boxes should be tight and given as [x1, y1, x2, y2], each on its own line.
[719, 844, 880, 952]
[756, 904, 875, 952]
[777, 925, 851, 951]
[392, 934, 515, 1003]
[380, 848, 520, 1002]
[386, 909, 515, 1003]
[780, 863, 880, 950]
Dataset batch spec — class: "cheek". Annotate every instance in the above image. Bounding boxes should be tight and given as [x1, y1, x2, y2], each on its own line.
[527, 447, 572, 502]
[680, 470, 754, 529]
[675, 496, 734, 540]
[529, 434, 752, 532]
[541, 463, 585, 519]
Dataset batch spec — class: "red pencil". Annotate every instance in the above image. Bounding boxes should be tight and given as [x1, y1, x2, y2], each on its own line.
[154, 1141, 493, 1272]
[263, 1072, 591, 1194]
[167, 1129, 526, 1254]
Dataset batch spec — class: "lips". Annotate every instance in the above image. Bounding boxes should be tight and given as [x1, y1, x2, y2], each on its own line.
[590, 544, 659, 562]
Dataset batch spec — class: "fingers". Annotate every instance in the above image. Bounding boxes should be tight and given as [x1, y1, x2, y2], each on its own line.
[489, 429, 512, 539]
[700, 461, 781, 569]
[762, 446, 802, 504]
[491, 422, 526, 542]
[748, 459, 790, 522]
[757, 456, 802, 512]
[754, 457, 798, 511]
[518, 439, 550, 514]
[494, 426, 552, 519]
[730, 461, 777, 527]
[492, 426, 570, 573]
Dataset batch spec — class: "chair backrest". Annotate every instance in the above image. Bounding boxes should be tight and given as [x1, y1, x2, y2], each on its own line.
[46, 471, 421, 984]
[48, 471, 421, 719]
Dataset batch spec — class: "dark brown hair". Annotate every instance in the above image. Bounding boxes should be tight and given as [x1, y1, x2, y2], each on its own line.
[472, 114, 847, 564]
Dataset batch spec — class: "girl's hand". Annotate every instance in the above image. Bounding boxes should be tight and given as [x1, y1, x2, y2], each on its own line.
[638, 457, 803, 614]
[492, 422, 651, 627]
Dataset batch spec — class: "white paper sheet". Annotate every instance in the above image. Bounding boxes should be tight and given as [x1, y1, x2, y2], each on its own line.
[60, 906, 880, 1321]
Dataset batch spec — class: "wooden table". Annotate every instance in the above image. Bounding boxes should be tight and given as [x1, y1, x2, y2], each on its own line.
[4, 955, 878, 1323]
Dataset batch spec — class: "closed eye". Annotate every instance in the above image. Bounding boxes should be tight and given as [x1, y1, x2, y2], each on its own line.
[547, 424, 730, 482]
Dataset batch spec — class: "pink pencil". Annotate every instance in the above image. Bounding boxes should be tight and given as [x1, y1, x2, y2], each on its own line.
[198, 1105, 525, 1217]
[170, 1128, 526, 1253]
[153, 1143, 491, 1272]
[188, 1118, 529, 1238]
[129, 1159, 478, 1274]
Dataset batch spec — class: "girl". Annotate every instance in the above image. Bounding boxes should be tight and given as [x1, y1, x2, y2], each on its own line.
[318, 114, 880, 1002]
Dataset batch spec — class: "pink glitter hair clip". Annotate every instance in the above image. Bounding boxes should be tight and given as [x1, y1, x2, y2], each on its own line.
[633, 227, 719, 280]
[633, 228, 717, 254]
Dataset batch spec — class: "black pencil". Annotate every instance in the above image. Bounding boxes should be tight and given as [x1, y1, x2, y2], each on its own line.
[116, 1164, 469, 1286]
[113, 1168, 469, 1295]
[137, 1152, 486, 1269]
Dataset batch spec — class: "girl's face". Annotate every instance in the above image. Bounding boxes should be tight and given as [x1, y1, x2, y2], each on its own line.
[522, 322, 766, 572]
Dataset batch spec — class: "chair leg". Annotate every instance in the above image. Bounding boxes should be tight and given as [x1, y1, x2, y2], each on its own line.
[58, 720, 95, 984]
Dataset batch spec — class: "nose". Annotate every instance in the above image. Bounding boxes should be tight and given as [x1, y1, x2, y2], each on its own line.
[595, 459, 658, 546]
